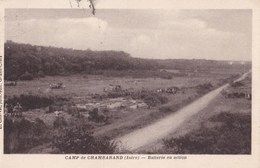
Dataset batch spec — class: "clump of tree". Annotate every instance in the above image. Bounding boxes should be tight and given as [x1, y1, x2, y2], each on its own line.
[52, 126, 117, 154]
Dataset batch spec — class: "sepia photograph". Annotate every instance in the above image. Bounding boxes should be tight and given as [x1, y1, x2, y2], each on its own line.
[3, 8, 252, 154]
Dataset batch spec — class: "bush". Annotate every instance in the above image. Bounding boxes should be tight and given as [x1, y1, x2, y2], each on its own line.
[37, 70, 45, 78]
[52, 126, 117, 154]
[88, 108, 108, 123]
[196, 83, 213, 95]
[160, 74, 172, 79]
[107, 90, 130, 98]
[6, 94, 54, 111]
[230, 81, 243, 87]
[34, 118, 47, 135]
[53, 117, 67, 129]
[4, 117, 47, 153]
[159, 105, 173, 113]
[132, 90, 168, 107]
[162, 112, 251, 154]
[20, 71, 34, 80]
[6, 74, 19, 81]
[196, 83, 213, 90]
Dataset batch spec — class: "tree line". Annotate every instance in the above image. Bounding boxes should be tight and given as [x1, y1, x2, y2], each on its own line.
[4, 41, 159, 80]
[4, 41, 251, 81]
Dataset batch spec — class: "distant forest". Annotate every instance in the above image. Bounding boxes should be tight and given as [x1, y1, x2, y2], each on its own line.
[4, 41, 251, 81]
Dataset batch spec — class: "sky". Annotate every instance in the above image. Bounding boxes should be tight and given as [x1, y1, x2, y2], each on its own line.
[5, 9, 252, 61]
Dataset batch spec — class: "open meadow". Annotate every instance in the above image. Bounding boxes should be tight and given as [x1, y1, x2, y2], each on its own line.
[4, 66, 248, 154]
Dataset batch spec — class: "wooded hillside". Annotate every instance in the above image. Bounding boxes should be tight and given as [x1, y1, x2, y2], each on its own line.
[4, 41, 251, 81]
[4, 41, 159, 80]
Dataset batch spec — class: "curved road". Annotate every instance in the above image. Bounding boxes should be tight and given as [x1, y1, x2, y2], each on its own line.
[114, 72, 250, 152]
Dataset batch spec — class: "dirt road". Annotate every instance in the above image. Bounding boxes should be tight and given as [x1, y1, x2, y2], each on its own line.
[114, 72, 250, 152]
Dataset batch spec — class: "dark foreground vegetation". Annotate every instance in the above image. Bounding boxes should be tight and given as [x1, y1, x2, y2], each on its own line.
[4, 117, 48, 153]
[4, 116, 117, 154]
[162, 112, 251, 154]
[5, 94, 54, 111]
[52, 126, 117, 154]
[3, 89, 170, 153]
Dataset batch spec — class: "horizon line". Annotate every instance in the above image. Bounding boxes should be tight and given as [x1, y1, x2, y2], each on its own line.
[5, 40, 252, 63]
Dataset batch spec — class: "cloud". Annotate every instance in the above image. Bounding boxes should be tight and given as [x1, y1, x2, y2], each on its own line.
[128, 34, 157, 58]
[5, 17, 108, 49]
[57, 17, 108, 32]
[161, 18, 207, 30]
[5, 9, 251, 61]
[4, 0, 73, 8]
[131, 34, 151, 47]
[19, 17, 108, 34]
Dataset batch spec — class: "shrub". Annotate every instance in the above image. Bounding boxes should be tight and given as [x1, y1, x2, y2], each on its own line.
[196, 83, 213, 90]
[196, 83, 213, 95]
[6, 94, 54, 111]
[20, 71, 34, 80]
[132, 90, 168, 107]
[53, 117, 68, 129]
[162, 112, 251, 154]
[37, 70, 45, 78]
[107, 90, 130, 98]
[91, 93, 105, 100]
[160, 74, 172, 79]
[34, 118, 47, 135]
[230, 81, 243, 87]
[52, 126, 117, 154]
[6, 74, 19, 81]
[159, 105, 173, 113]
[88, 108, 108, 123]
[4, 117, 47, 153]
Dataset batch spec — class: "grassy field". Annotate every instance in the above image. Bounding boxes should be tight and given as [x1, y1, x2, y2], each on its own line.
[4, 69, 247, 153]
[5, 72, 233, 97]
